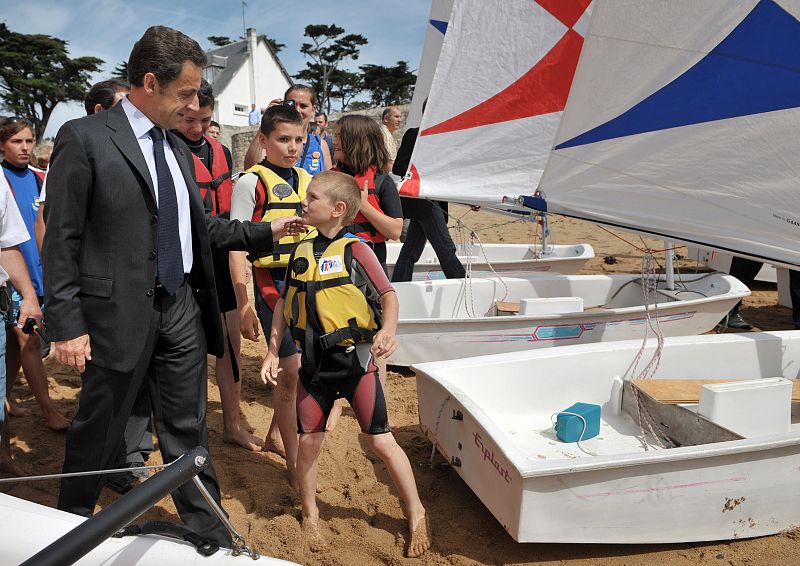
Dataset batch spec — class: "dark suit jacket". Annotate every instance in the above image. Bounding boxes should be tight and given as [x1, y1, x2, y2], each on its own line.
[43, 103, 273, 373]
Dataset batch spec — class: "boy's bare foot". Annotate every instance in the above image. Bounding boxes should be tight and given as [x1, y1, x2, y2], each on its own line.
[406, 511, 432, 558]
[301, 516, 328, 552]
[6, 400, 31, 417]
[263, 435, 286, 459]
[43, 410, 70, 432]
[223, 428, 263, 452]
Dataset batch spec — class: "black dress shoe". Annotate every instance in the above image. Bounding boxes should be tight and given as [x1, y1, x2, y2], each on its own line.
[726, 312, 753, 330]
[105, 472, 133, 495]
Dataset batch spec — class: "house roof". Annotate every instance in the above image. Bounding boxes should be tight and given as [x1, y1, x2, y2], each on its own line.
[205, 35, 292, 97]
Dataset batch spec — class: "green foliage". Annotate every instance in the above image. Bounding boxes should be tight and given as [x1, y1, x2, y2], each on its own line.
[263, 36, 285, 54]
[298, 24, 367, 114]
[0, 23, 103, 142]
[208, 35, 233, 47]
[112, 61, 128, 81]
[360, 61, 416, 107]
[328, 69, 362, 112]
[348, 101, 372, 111]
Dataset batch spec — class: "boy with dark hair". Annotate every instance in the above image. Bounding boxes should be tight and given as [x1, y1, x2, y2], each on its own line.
[230, 103, 312, 479]
[261, 170, 431, 558]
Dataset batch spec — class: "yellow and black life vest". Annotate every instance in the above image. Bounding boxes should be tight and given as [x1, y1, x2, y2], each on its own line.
[284, 234, 381, 369]
[246, 163, 313, 268]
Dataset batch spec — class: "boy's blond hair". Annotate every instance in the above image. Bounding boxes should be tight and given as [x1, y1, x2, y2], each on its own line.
[310, 171, 362, 224]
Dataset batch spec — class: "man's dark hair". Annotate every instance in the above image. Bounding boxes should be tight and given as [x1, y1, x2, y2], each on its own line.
[210, 120, 220, 129]
[127, 26, 207, 88]
[315, 111, 327, 121]
[260, 104, 303, 137]
[198, 79, 214, 109]
[84, 79, 130, 115]
[382, 107, 395, 121]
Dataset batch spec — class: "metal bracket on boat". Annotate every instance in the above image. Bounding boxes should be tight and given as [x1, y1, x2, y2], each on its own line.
[191, 475, 260, 560]
[452, 409, 464, 421]
[502, 193, 547, 213]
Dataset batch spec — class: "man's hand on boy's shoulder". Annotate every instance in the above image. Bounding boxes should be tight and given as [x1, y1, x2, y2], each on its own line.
[371, 329, 397, 359]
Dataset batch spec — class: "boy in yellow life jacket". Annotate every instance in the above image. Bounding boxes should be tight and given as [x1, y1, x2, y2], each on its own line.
[230, 104, 312, 477]
[261, 171, 431, 558]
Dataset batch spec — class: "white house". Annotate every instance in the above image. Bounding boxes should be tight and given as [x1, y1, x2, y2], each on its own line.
[203, 28, 292, 128]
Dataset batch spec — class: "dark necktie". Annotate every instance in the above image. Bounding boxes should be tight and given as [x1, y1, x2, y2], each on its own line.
[149, 127, 184, 295]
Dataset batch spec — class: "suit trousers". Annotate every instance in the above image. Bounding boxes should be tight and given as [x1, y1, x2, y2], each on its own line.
[392, 198, 465, 282]
[57, 282, 232, 547]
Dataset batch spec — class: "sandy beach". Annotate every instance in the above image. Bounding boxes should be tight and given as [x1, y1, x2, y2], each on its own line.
[2, 206, 797, 565]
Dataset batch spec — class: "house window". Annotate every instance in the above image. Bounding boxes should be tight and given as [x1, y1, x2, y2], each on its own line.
[234, 104, 247, 114]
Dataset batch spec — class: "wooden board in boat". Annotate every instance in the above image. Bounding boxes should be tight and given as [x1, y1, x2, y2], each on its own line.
[631, 379, 800, 404]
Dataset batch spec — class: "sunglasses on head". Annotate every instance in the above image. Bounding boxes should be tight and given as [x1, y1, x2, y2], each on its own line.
[1, 116, 33, 126]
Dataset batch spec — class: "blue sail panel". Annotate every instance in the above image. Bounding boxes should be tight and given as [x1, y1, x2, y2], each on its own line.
[556, 0, 800, 150]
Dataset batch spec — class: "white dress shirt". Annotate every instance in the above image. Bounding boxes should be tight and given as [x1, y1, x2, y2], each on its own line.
[120, 96, 193, 274]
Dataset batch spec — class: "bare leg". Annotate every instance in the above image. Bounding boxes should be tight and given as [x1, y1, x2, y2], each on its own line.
[297, 432, 327, 551]
[0, 420, 23, 475]
[264, 353, 300, 487]
[4, 334, 30, 417]
[12, 328, 68, 431]
[216, 311, 262, 451]
[366, 432, 431, 558]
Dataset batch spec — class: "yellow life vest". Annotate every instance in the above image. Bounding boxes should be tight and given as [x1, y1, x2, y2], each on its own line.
[284, 234, 381, 361]
[246, 163, 313, 268]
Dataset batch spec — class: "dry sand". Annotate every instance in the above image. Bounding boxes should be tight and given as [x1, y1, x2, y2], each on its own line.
[3, 206, 797, 565]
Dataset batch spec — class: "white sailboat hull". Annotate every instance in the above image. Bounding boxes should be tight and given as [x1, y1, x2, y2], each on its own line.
[385, 242, 593, 280]
[414, 331, 800, 543]
[0, 493, 297, 565]
[390, 273, 748, 366]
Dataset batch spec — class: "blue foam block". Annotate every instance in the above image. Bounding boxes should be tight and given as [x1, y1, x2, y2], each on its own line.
[556, 402, 601, 443]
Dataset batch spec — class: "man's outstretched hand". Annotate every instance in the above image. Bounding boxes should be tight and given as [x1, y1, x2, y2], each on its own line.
[270, 216, 307, 240]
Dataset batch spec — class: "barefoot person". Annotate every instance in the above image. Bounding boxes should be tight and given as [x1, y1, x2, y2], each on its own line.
[261, 170, 431, 557]
[0, 172, 43, 474]
[230, 103, 313, 480]
[173, 79, 261, 451]
[0, 117, 69, 431]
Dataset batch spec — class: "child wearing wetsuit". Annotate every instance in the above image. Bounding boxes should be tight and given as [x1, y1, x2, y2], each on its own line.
[230, 104, 312, 481]
[261, 171, 431, 558]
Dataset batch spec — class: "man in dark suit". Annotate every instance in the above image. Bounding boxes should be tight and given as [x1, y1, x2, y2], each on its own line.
[42, 26, 303, 546]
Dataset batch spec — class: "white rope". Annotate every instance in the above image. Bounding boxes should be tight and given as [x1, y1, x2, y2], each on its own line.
[550, 411, 597, 456]
[628, 250, 672, 450]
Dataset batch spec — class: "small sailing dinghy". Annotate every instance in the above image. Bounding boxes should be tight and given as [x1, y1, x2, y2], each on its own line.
[388, 0, 748, 366]
[1, 447, 298, 565]
[415, 332, 800, 543]
[385, 241, 594, 280]
[416, 0, 800, 543]
[390, 272, 747, 365]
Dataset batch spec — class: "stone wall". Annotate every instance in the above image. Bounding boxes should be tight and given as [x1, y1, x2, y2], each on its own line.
[227, 104, 411, 173]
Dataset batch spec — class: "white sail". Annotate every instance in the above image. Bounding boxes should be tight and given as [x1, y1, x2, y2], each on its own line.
[540, 0, 800, 267]
[405, 0, 454, 130]
[400, 0, 593, 206]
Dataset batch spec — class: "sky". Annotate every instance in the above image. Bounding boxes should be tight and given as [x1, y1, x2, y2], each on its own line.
[1, 0, 432, 138]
